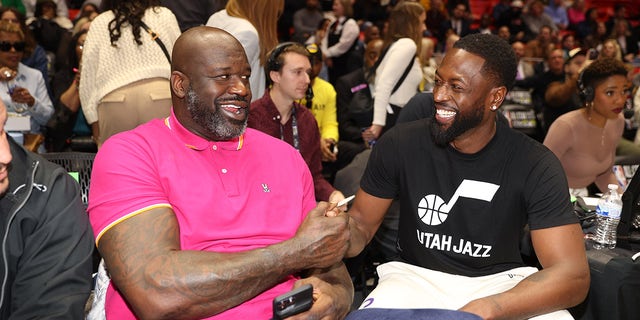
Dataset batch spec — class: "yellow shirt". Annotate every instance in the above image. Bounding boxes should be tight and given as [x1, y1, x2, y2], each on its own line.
[300, 77, 339, 142]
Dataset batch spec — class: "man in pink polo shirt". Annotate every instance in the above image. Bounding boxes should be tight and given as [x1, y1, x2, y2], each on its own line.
[86, 26, 353, 319]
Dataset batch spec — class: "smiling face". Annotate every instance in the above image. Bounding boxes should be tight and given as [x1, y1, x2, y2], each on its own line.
[172, 29, 252, 141]
[431, 48, 494, 146]
[592, 75, 630, 120]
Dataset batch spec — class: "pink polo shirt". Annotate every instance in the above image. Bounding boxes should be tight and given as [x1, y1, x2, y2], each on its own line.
[88, 110, 316, 319]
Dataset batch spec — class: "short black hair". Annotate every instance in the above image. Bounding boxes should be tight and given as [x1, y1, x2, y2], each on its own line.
[453, 33, 517, 91]
[581, 57, 628, 90]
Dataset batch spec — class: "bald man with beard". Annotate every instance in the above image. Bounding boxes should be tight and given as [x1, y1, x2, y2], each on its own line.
[86, 26, 353, 320]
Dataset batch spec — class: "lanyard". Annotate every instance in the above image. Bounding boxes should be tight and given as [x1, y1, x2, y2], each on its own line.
[279, 107, 299, 151]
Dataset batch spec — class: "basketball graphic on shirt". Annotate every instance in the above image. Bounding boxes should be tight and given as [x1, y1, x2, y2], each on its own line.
[418, 194, 448, 225]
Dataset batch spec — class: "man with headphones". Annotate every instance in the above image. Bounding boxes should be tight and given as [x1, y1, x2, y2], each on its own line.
[248, 42, 347, 203]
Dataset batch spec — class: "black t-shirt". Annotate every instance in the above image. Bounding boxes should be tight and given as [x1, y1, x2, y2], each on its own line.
[361, 118, 578, 276]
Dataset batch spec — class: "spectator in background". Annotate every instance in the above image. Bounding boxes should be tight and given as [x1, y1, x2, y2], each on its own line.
[560, 33, 576, 59]
[600, 38, 623, 61]
[207, 0, 284, 102]
[525, 24, 555, 64]
[605, 4, 631, 36]
[544, 58, 630, 195]
[496, 25, 512, 43]
[292, 0, 324, 44]
[567, 0, 586, 31]
[0, 7, 49, 92]
[544, 0, 569, 31]
[160, 0, 226, 32]
[444, 0, 470, 17]
[495, 0, 528, 43]
[514, 48, 566, 139]
[334, 38, 383, 169]
[249, 42, 346, 203]
[362, 1, 424, 143]
[609, 19, 638, 63]
[513, 41, 535, 81]
[80, 0, 181, 146]
[321, 0, 362, 85]
[0, 98, 94, 319]
[28, 0, 71, 62]
[73, 0, 100, 24]
[45, 30, 93, 152]
[575, 7, 598, 43]
[522, 0, 557, 37]
[362, 22, 381, 44]
[23, 0, 69, 20]
[544, 48, 587, 133]
[439, 3, 471, 44]
[583, 20, 608, 53]
[300, 43, 342, 182]
[0, 20, 53, 150]
[471, 13, 493, 35]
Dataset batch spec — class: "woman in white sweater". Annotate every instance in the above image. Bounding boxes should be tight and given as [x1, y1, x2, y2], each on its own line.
[362, 1, 425, 143]
[79, 0, 180, 146]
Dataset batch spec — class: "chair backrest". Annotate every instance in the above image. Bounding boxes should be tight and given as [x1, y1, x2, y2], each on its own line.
[41, 152, 95, 206]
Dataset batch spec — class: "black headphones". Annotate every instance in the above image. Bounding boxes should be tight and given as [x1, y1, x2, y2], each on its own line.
[577, 70, 594, 103]
[266, 42, 298, 76]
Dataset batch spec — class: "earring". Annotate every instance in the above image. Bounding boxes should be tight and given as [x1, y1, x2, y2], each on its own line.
[490, 105, 497, 111]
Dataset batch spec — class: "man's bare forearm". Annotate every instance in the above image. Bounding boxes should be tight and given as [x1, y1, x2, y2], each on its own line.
[99, 208, 340, 319]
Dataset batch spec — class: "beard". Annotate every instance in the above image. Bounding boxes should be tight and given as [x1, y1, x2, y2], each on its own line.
[186, 86, 247, 141]
[430, 105, 484, 147]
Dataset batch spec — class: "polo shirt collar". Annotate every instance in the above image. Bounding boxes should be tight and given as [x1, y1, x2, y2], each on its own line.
[165, 109, 244, 151]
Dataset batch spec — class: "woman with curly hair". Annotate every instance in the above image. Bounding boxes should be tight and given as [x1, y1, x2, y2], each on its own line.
[79, 0, 180, 146]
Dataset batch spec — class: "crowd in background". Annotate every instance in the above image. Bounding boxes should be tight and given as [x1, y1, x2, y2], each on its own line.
[1, 0, 640, 175]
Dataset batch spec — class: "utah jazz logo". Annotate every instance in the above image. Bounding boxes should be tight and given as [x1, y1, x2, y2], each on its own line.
[418, 179, 499, 225]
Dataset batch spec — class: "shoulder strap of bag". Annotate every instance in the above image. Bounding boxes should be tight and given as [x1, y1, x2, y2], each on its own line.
[140, 21, 171, 64]
[391, 56, 415, 95]
[368, 42, 416, 95]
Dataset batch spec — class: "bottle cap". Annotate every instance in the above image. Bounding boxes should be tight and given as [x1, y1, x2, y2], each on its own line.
[608, 184, 619, 190]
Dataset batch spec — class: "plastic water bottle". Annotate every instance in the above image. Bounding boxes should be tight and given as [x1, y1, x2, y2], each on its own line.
[593, 184, 623, 249]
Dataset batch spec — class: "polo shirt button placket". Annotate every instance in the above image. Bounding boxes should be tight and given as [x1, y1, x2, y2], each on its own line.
[212, 145, 218, 150]
[221, 168, 228, 174]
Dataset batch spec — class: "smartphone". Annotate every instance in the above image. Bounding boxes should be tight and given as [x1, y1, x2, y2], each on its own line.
[588, 48, 599, 60]
[272, 284, 313, 320]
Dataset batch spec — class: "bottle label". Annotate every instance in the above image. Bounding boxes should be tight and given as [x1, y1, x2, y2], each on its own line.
[596, 204, 622, 219]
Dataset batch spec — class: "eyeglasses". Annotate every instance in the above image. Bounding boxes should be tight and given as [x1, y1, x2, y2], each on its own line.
[0, 41, 25, 52]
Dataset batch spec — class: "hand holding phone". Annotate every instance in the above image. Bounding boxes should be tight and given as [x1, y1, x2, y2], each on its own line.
[272, 284, 313, 319]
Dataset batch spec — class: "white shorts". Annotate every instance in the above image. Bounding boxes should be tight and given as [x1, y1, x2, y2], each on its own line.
[359, 261, 573, 320]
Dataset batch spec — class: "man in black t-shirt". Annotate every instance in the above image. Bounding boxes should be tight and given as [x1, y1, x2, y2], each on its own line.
[345, 33, 589, 319]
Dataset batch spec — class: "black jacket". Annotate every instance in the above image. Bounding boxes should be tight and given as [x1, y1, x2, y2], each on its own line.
[0, 138, 94, 319]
